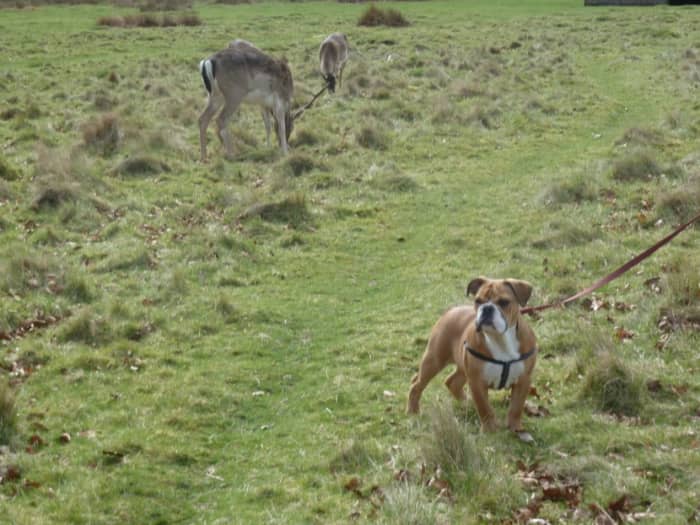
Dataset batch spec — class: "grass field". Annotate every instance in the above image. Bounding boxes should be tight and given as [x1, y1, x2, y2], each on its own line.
[0, 1, 699, 523]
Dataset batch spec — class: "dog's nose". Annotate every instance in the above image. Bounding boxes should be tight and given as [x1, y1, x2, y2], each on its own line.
[480, 304, 495, 318]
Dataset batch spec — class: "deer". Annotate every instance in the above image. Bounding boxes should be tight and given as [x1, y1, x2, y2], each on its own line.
[198, 42, 294, 162]
[227, 39, 283, 148]
[319, 33, 349, 94]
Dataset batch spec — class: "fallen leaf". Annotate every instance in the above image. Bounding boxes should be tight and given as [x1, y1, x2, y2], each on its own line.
[671, 384, 689, 396]
[0, 465, 22, 484]
[644, 276, 662, 294]
[614, 326, 635, 341]
[542, 480, 582, 508]
[525, 401, 550, 418]
[393, 469, 410, 483]
[344, 477, 362, 496]
[646, 380, 662, 393]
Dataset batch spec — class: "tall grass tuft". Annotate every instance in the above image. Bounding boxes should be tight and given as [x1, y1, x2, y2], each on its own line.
[58, 308, 111, 345]
[358, 5, 410, 27]
[615, 127, 664, 148]
[580, 351, 644, 417]
[239, 193, 311, 229]
[328, 440, 383, 473]
[0, 156, 21, 181]
[283, 153, 317, 177]
[660, 252, 700, 328]
[540, 171, 598, 206]
[420, 402, 482, 478]
[0, 379, 18, 447]
[357, 126, 389, 150]
[611, 151, 661, 181]
[82, 113, 120, 156]
[378, 482, 442, 525]
[656, 174, 700, 223]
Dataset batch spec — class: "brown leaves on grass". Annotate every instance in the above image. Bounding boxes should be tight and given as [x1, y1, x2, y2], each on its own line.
[590, 494, 655, 523]
[342, 463, 453, 521]
[524, 401, 550, 418]
[0, 464, 22, 484]
[515, 462, 658, 523]
[0, 312, 63, 343]
[514, 462, 582, 522]
[342, 476, 385, 509]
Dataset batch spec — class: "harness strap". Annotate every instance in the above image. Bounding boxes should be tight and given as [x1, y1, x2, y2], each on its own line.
[465, 344, 536, 389]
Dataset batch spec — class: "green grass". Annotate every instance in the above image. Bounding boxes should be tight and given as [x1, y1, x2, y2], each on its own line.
[1, 1, 699, 523]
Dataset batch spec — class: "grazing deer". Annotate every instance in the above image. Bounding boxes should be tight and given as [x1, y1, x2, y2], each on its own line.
[228, 39, 279, 148]
[319, 33, 349, 93]
[198, 42, 294, 162]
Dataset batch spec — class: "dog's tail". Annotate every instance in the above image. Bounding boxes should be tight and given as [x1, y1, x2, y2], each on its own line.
[199, 58, 216, 95]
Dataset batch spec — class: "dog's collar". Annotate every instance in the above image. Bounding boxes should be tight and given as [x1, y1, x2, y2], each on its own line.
[464, 343, 536, 390]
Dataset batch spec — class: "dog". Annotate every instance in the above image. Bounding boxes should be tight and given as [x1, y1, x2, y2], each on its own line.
[407, 277, 538, 440]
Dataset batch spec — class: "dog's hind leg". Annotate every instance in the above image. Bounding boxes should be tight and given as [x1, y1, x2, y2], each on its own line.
[406, 351, 443, 414]
[445, 370, 467, 402]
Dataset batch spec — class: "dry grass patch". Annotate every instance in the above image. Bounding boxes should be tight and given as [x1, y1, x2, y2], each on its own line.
[358, 5, 410, 27]
[82, 113, 120, 156]
[98, 13, 201, 28]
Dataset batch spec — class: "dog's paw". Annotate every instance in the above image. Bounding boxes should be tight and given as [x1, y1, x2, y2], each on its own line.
[516, 431, 535, 444]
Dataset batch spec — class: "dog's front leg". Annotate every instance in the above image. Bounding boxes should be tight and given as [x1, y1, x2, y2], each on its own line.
[468, 380, 497, 432]
[507, 376, 531, 433]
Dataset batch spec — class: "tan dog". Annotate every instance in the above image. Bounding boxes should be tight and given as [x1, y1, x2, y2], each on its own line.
[407, 277, 537, 439]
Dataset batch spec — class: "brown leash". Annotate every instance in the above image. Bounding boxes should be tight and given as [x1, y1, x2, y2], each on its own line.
[521, 211, 700, 315]
[291, 86, 328, 121]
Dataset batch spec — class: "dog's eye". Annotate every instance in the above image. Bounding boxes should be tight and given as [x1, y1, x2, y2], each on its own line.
[498, 299, 510, 308]
[475, 298, 484, 306]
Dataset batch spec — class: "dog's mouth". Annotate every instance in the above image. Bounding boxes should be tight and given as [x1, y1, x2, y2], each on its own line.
[476, 304, 507, 334]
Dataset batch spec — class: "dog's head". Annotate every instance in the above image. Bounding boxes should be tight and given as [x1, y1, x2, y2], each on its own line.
[466, 277, 533, 335]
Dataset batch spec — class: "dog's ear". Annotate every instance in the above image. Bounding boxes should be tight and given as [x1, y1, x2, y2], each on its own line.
[505, 279, 533, 306]
[466, 277, 487, 297]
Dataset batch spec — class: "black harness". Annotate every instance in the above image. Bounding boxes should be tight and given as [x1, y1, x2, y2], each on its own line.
[465, 343, 536, 390]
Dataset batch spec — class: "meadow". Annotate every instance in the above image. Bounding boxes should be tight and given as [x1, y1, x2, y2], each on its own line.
[0, 1, 699, 523]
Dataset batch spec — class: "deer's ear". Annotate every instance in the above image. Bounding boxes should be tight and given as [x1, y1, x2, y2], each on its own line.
[466, 277, 487, 297]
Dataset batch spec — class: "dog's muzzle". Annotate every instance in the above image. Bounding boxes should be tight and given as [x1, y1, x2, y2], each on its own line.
[476, 303, 507, 333]
[476, 304, 494, 332]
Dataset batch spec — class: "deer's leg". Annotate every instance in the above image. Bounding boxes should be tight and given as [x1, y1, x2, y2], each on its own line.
[262, 109, 272, 147]
[198, 93, 223, 163]
[216, 91, 243, 160]
[273, 106, 289, 155]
